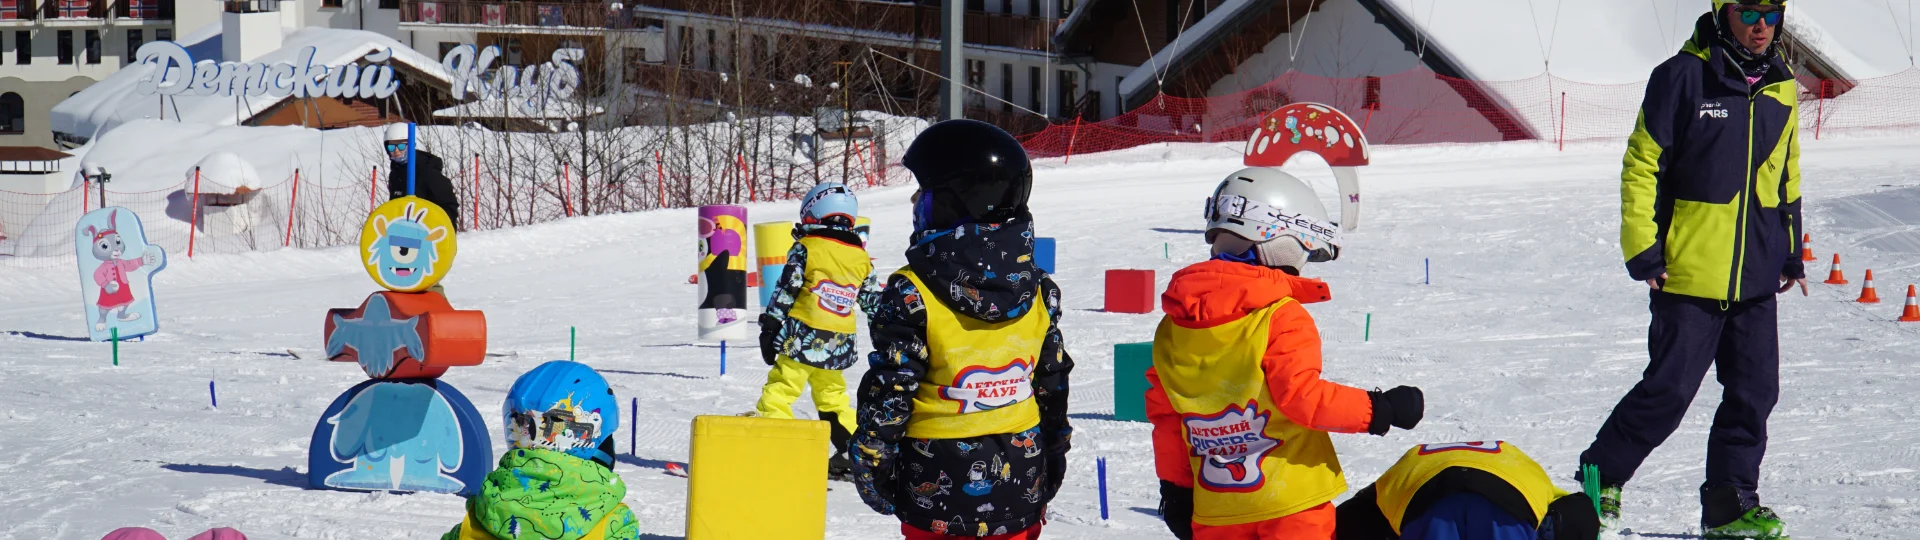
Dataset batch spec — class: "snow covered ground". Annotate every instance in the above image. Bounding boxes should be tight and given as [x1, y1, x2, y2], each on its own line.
[2, 134, 1918, 539]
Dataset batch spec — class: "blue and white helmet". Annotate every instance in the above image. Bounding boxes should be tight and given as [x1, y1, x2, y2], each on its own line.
[504, 361, 619, 466]
[800, 182, 858, 226]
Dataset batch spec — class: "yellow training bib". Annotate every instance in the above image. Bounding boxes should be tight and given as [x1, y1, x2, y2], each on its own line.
[899, 269, 1047, 440]
[787, 236, 874, 335]
[1152, 301, 1347, 526]
[1373, 441, 1569, 533]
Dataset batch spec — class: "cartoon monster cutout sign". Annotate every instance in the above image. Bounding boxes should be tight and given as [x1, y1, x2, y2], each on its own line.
[361, 197, 457, 292]
[309, 195, 489, 496]
[1242, 102, 1369, 232]
[697, 205, 749, 341]
[73, 207, 167, 341]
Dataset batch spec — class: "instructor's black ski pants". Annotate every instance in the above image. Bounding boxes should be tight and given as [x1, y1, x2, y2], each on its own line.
[1582, 289, 1778, 503]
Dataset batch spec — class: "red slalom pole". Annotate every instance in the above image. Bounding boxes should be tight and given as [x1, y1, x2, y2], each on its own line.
[1065, 116, 1083, 164]
[368, 166, 377, 212]
[1558, 92, 1567, 151]
[82, 179, 90, 212]
[284, 169, 300, 247]
[561, 162, 574, 217]
[655, 150, 666, 208]
[188, 166, 201, 259]
[472, 154, 480, 231]
[737, 153, 754, 202]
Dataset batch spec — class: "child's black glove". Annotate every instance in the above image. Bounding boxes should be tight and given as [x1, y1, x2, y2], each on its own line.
[759, 331, 779, 366]
[1159, 480, 1194, 540]
[1366, 385, 1425, 435]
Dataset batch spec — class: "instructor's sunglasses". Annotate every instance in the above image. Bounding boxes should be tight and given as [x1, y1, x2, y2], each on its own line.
[1735, 7, 1783, 27]
[385, 142, 408, 153]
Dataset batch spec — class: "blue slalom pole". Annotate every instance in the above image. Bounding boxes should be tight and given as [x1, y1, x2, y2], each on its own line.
[209, 380, 217, 408]
[720, 341, 727, 376]
[406, 123, 418, 196]
[1424, 258, 1430, 285]
[1097, 457, 1109, 520]
[630, 397, 638, 458]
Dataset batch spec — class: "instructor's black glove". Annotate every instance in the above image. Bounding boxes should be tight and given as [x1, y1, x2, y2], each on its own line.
[1159, 480, 1194, 540]
[1367, 385, 1425, 435]
[758, 329, 779, 366]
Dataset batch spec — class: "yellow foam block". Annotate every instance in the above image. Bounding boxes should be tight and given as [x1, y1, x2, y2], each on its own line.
[686, 415, 828, 540]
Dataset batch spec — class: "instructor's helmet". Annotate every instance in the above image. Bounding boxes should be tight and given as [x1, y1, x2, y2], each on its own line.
[383, 123, 411, 163]
[903, 119, 1032, 230]
[504, 361, 620, 468]
[1711, 0, 1784, 11]
[800, 182, 858, 227]
[1204, 167, 1340, 273]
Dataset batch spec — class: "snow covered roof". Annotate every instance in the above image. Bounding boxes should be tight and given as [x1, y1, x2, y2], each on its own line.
[50, 24, 453, 142]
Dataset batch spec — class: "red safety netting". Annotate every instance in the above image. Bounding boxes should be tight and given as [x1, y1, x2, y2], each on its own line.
[1020, 67, 1920, 160]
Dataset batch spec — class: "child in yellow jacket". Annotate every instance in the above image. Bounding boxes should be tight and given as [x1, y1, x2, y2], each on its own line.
[756, 182, 883, 478]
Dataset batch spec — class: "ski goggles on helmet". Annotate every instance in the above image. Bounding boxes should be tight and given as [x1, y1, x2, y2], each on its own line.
[1204, 192, 1342, 255]
[385, 142, 408, 153]
[1735, 6, 1783, 26]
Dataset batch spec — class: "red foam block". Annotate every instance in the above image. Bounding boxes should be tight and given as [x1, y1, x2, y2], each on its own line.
[1105, 269, 1157, 314]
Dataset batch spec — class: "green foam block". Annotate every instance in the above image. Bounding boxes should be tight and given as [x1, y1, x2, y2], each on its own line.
[1113, 342, 1154, 423]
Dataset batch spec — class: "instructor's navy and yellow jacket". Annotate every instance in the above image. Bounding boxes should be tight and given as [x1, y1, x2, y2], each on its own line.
[1622, 13, 1804, 302]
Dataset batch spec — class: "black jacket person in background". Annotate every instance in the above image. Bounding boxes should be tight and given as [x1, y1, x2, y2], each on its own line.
[383, 122, 462, 230]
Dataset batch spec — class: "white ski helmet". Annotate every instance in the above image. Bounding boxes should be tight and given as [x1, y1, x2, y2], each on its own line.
[1204, 167, 1341, 270]
[383, 122, 410, 142]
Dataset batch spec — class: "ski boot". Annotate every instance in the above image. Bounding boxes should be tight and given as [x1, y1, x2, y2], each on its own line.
[1703, 506, 1788, 539]
[1580, 464, 1622, 531]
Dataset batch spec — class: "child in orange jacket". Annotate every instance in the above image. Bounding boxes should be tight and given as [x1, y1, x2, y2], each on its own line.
[1147, 167, 1425, 540]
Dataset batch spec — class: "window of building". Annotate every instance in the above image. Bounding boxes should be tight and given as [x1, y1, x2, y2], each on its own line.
[1028, 0, 1039, 16]
[677, 26, 692, 66]
[966, 0, 983, 11]
[705, 28, 715, 71]
[749, 34, 765, 78]
[503, 37, 521, 65]
[378, 0, 395, 9]
[1000, 0, 1011, 14]
[84, 29, 99, 64]
[623, 46, 644, 82]
[156, 28, 171, 42]
[57, 30, 73, 65]
[123, 29, 141, 66]
[321, 0, 340, 7]
[14, 31, 29, 65]
[1057, 69, 1078, 118]
[0, 92, 22, 134]
[638, 17, 664, 30]
[438, 41, 457, 60]
[965, 59, 984, 88]
[1000, 63, 1013, 113]
[1028, 65, 1041, 115]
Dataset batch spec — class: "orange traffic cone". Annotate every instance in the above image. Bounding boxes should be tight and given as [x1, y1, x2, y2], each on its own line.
[1801, 233, 1815, 262]
[1900, 285, 1920, 322]
[1824, 254, 1848, 285]
[1857, 270, 1880, 303]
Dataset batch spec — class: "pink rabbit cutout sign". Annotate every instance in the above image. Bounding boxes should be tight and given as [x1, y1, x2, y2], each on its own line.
[74, 207, 168, 341]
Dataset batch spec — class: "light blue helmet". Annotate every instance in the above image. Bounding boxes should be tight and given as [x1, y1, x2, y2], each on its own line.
[800, 182, 858, 226]
[504, 361, 619, 468]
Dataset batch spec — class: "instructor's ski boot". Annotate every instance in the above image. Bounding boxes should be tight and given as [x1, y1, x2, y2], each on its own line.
[827, 452, 856, 482]
[1703, 506, 1788, 539]
[1580, 464, 1621, 531]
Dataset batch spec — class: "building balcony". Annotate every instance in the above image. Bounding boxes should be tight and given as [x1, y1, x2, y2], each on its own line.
[397, 0, 1054, 53]
[2, 0, 173, 22]
[400, 0, 664, 30]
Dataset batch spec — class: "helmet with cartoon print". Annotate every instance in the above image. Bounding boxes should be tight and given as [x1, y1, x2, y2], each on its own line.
[800, 182, 858, 227]
[1203, 167, 1340, 273]
[503, 361, 620, 468]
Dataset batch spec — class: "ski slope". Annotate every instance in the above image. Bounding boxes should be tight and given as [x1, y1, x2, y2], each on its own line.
[2, 135, 1918, 539]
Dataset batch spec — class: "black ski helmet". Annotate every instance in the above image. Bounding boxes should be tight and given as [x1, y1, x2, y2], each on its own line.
[903, 119, 1033, 228]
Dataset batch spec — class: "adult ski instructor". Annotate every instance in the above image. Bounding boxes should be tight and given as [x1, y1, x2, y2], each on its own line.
[384, 123, 461, 230]
[1579, 1, 1803, 539]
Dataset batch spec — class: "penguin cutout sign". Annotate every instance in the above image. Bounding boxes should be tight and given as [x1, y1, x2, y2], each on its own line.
[74, 207, 167, 341]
